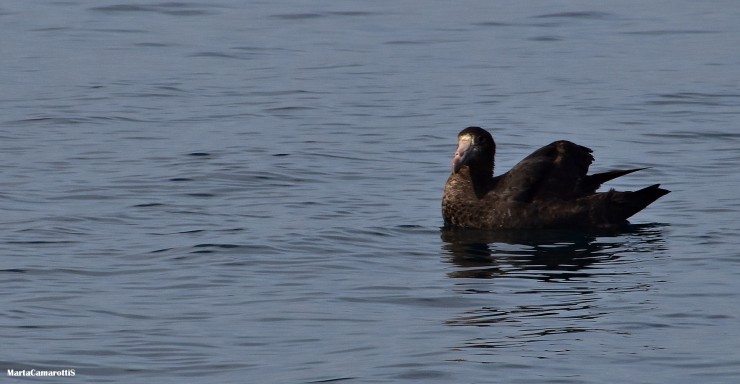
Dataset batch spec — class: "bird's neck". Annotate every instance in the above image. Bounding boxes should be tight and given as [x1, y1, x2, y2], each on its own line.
[464, 165, 494, 199]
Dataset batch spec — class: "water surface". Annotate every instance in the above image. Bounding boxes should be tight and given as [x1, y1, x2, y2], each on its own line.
[2, 1, 740, 383]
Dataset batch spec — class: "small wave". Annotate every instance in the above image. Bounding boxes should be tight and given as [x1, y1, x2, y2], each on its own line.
[270, 12, 324, 20]
[8, 116, 147, 126]
[271, 11, 379, 20]
[529, 36, 562, 42]
[189, 51, 246, 60]
[533, 11, 613, 19]
[646, 92, 740, 107]
[89, 3, 214, 16]
[623, 29, 716, 36]
[472, 21, 515, 27]
[132, 203, 166, 208]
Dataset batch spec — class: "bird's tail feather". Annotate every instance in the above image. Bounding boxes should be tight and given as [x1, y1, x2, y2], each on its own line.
[587, 167, 648, 191]
[617, 184, 671, 220]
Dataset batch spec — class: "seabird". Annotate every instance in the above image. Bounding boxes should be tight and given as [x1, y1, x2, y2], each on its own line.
[442, 127, 670, 229]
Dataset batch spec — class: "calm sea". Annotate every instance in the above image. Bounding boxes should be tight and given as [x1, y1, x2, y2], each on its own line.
[2, 1, 739, 383]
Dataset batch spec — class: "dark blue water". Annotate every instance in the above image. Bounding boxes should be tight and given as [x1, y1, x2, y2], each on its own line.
[2, 1, 740, 383]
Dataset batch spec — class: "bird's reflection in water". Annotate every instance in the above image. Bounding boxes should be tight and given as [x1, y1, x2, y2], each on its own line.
[440, 224, 667, 339]
[441, 224, 666, 281]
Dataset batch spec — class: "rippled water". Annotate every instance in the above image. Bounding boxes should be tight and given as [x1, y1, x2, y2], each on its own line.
[2, 1, 740, 383]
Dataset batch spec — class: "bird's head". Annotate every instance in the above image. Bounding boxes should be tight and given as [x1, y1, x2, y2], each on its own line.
[452, 126, 495, 174]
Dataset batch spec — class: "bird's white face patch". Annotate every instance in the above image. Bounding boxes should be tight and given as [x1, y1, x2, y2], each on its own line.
[452, 134, 474, 173]
[458, 134, 474, 145]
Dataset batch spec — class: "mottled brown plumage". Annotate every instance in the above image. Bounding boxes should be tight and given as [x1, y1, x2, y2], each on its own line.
[442, 127, 670, 229]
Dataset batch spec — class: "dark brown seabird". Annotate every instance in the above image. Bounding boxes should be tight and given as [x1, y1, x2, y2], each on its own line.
[442, 127, 670, 229]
